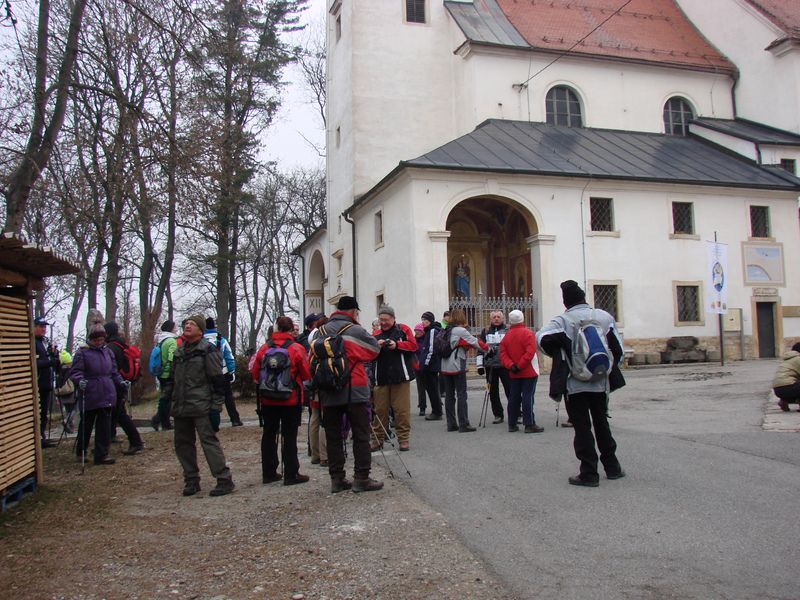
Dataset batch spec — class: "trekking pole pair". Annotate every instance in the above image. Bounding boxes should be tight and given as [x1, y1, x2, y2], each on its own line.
[478, 366, 493, 428]
[372, 413, 411, 478]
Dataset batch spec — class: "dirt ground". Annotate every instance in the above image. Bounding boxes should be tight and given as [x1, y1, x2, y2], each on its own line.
[0, 400, 516, 600]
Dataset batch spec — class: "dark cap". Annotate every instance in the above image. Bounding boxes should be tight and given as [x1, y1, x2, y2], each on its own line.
[421, 311, 436, 324]
[304, 313, 321, 327]
[103, 321, 119, 337]
[34, 316, 49, 326]
[337, 296, 360, 311]
[560, 280, 586, 308]
[205, 317, 216, 330]
[161, 319, 175, 332]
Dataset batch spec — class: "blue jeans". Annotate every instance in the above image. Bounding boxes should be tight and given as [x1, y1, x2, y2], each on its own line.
[508, 377, 538, 426]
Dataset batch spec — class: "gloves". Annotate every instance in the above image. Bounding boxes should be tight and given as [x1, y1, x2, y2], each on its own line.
[511, 364, 520, 373]
[79, 380, 88, 391]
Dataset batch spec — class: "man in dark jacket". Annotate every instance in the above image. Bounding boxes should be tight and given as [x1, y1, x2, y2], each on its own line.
[295, 313, 321, 352]
[419, 311, 443, 420]
[104, 321, 144, 455]
[164, 315, 234, 497]
[478, 310, 511, 424]
[372, 306, 418, 451]
[34, 316, 59, 447]
[537, 280, 625, 487]
[315, 296, 382, 493]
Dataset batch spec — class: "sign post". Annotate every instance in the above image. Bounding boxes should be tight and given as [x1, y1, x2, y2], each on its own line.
[706, 234, 728, 365]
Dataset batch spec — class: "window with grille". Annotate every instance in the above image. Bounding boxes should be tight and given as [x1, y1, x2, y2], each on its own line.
[406, 0, 425, 23]
[546, 86, 583, 128]
[663, 97, 694, 136]
[779, 159, 796, 175]
[672, 202, 694, 234]
[593, 285, 618, 321]
[374, 210, 383, 247]
[750, 205, 770, 238]
[677, 285, 700, 322]
[590, 197, 614, 232]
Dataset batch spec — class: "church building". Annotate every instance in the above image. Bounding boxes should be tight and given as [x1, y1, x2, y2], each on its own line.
[297, 0, 800, 359]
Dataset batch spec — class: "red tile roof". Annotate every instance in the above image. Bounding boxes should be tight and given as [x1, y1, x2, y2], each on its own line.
[744, 0, 800, 37]
[495, 0, 735, 74]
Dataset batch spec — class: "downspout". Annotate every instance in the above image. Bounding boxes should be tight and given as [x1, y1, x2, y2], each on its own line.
[298, 252, 307, 322]
[730, 70, 739, 119]
[343, 210, 357, 297]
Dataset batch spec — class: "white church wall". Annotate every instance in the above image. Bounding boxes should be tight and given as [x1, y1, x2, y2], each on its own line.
[689, 126, 760, 162]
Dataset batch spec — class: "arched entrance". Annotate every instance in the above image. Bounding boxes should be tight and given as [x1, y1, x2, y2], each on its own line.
[446, 196, 538, 298]
[306, 250, 326, 315]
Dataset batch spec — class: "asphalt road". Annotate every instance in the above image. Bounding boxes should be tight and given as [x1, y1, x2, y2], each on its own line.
[388, 360, 800, 600]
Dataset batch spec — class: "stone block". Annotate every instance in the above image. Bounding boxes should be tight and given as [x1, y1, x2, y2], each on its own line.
[644, 353, 661, 365]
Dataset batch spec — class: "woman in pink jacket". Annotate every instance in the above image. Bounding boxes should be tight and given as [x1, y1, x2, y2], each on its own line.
[500, 310, 543, 433]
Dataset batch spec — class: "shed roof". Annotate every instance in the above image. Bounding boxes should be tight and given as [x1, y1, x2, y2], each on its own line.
[445, 0, 735, 74]
[692, 117, 800, 146]
[0, 234, 80, 279]
[402, 119, 800, 190]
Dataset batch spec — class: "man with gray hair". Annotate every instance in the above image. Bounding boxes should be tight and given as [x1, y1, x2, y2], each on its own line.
[478, 310, 511, 424]
[372, 306, 418, 452]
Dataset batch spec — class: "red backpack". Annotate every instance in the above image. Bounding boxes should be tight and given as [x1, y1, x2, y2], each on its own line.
[111, 340, 142, 381]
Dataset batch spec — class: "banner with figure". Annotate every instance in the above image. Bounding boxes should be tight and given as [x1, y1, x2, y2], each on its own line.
[706, 241, 728, 314]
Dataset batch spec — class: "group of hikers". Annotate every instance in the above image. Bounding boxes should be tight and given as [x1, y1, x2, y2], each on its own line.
[34, 277, 800, 497]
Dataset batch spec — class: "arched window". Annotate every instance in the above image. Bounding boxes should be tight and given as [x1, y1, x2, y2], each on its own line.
[663, 97, 694, 136]
[545, 86, 583, 127]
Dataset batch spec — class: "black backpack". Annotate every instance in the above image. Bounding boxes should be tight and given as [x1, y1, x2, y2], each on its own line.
[432, 327, 454, 359]
[309, 323, 354, 392]
[258, 340, 295, 400]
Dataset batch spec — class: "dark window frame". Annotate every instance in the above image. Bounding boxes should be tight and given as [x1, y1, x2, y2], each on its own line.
[779, 158, 796, 175]
[589, 197, 614, 232]
[546, 86, 583, 128]
[405, 0, 426, 24]
[749, 205, 770, 238]
[676, 285, 701, 323]
[663, 97, 694, 136]
[593, 284, 619, 321]
[672, 201, 694, 235]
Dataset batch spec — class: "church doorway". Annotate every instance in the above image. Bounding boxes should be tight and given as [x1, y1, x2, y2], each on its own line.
[306, 250, 326, 316]
[446, 196, 537, 299]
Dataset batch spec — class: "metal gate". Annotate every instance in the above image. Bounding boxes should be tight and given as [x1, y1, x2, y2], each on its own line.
[449, 291, 538, 335]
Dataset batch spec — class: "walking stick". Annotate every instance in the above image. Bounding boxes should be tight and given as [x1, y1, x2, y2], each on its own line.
[478, 366, 492, 428]
[372, 413, 411, 478]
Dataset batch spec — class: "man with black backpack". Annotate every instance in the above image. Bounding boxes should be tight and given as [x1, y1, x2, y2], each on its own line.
[104, 321, 145, 456]
[309, 296, 382, 493]
[537, 280, 626, 487]
[250, 316, 311, 486]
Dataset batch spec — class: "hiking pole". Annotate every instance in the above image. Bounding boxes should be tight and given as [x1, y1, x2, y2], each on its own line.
[372, 413, 411, 478]
[126, 381, 133, 418]
[77, 384, 87, 475]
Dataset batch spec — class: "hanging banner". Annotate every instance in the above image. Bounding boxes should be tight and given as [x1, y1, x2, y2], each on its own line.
[706, 241, 728, 314]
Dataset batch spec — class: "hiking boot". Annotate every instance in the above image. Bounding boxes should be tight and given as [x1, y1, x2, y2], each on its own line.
[182, 481, 201, 496]
[263, 473, 282, 484]
[419, 409, 426, 416]
[209, 478, 235, 496]
[352, 478, 384, 493]
[331, 478, 352, 493]
[231, 420, 244, 427]
[398, 441, 410, 451]
[524, 425, 544, 433]
[606, 469, 626, 480]
[425, 413, 443, 421]
[447, 425, 459, 432]
[284, 474, 310, 486]
[370, 441, 383, 453]
[561, 420, 574, 428]
[459, 425, 476, 433]
[122, 444, 144, 455]
[508, 425, 519, 432]
[150, 414, 160, 431]
[778, 399, 790, 412]
[319, 460, 329, 467]
[310, 457, 321, 465]
[492, 416, 504, 424]
[94, 456, 116, 465]
[568, 475, 599, 488]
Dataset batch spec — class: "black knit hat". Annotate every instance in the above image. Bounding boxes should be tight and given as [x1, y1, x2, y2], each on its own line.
[103, 321, 119, 337]
[421, 311, 436, 324]
[561, 280, 586, 308]
[337, 296, 360, 310]
[161, 319, 175, 332]
[205, 317, 216, 330]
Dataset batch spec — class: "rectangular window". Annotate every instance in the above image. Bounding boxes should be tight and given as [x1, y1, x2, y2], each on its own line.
[779, 158, 796, 175]
[590, 197, 614, 232]
[676, 285, 700, 323]
[672, 202, 694, 235]
[593, 284, 618, 321]
[750, 205, 770, 238]
[374, 210, 383, 247]
[406, 0, 425, 23]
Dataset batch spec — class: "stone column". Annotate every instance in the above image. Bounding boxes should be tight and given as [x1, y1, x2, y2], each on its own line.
[527, 234, 556, 327]
[428, 230, 451, 314]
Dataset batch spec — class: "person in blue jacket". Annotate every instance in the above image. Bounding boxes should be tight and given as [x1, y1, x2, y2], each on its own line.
[204, 317, 243, 428]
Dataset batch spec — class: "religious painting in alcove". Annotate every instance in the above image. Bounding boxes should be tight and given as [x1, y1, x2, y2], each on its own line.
[453, 255, 471, 298]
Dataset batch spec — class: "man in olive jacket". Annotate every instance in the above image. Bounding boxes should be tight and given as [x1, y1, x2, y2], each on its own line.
[164, 315, 234, 497]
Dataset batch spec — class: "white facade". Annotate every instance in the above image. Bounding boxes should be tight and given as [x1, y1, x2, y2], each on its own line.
[306, 0, 800, 358]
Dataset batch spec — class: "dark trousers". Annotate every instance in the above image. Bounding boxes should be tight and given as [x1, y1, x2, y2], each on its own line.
[76, 407, 112, 462]
[443, 373, 469, 428]
[486, 366, 510, 418]
[509, 376, 538, 426]
[774, 382, 800, 401]
[565, 391, 621, 482]
[261, 404, 302, 480]
[418, 370, 443, 416]
[155, 380, 172, 428]
[323, 402, 372, 481]
[112, 393, 143, 447]
[38, 388, 51, 440]
[173, 415, 231, 484]
[223, 379, 241, 424]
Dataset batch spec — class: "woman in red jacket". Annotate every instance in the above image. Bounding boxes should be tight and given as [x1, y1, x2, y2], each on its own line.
[251, 316, 312, 485]
[500, 310, 543, 433]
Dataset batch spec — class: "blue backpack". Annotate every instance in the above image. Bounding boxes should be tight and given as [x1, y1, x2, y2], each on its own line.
[148, 339, 167, 378]
[564, 310, 612, 382]
[259, 340, 295, 400]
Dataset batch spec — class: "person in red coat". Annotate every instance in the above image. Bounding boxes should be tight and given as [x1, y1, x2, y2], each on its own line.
[500, 310, 543, 433]
[251, 316, 312, 485]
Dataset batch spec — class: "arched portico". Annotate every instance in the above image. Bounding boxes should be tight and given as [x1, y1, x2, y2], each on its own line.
[306, 249, 326, 315]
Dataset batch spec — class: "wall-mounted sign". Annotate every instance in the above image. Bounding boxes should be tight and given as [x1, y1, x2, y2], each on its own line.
[782, 306, 800, 318]
[722, 308, 742, 332]
[753, 287, 778, 297]
[742, 242, 785, 286]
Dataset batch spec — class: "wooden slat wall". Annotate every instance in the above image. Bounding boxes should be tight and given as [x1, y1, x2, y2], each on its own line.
[0, 294, 38, 492]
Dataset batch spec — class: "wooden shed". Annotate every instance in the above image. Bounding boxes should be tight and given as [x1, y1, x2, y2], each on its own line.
[0, 233, 78, 510]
